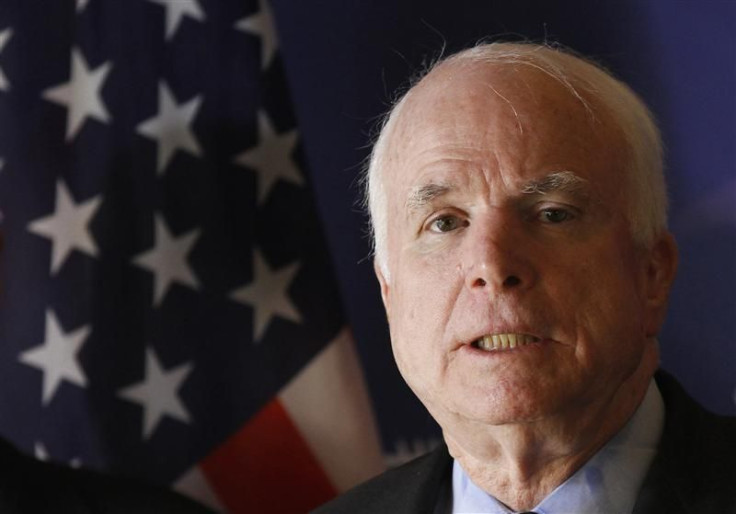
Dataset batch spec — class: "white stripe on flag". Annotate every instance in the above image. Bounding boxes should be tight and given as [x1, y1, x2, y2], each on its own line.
[174, 463, 226, 512]
[280, 326, 386, 492]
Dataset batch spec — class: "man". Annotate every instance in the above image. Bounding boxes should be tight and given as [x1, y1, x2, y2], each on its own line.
[316, 43, 736, 513]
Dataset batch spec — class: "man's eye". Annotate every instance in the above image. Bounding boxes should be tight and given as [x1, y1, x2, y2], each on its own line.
[539, 208, 573, 223]
[429, 215, 465, 233]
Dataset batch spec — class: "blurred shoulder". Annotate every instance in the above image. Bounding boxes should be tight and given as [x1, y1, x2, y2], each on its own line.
[0, 436, 213, 514]
[655, 369, 736, 441]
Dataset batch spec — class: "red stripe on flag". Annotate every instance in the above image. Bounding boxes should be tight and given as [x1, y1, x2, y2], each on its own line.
[200, 398, 338, 513]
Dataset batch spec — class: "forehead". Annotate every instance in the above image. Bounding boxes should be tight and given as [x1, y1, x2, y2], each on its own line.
[383, 60, 626, 200]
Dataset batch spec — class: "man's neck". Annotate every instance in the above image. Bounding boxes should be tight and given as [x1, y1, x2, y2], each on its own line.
[443, 370, 654, 511]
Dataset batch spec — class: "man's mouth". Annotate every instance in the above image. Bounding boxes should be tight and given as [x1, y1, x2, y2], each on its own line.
[471, 333, 540, 352]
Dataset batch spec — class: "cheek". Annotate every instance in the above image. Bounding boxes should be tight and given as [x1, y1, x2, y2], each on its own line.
[563, 248, 648, 365]
[392, 246, 461, 320]
[388, 255, 462, 385]
[389, 276, 443, 352]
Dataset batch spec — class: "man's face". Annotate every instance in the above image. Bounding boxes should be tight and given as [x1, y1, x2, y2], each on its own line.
[376, 63, 676, 428]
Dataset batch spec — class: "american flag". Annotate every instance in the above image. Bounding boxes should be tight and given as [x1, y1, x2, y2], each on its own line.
[0, 0, 384, 512]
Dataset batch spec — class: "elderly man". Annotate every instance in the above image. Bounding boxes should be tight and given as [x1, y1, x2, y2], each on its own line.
[316, 43, 736, 513]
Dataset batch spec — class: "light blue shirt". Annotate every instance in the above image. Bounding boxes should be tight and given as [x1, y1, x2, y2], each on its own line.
[452, 381, 664, 513]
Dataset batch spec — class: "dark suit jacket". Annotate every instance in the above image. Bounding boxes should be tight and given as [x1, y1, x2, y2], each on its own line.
[0, 437, 214, 514]
[314, 371, 736, 513]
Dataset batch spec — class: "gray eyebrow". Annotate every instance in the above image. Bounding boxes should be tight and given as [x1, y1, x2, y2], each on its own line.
[405, 171, 587, 214]
[521, 171, 588, 197]
[405, 182, 455, 212]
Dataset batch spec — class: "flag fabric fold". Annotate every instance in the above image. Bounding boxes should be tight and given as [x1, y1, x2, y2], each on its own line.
[0, 1, 384, 512]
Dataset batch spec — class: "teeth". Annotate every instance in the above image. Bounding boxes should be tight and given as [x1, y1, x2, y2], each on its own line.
[476, 334, 538, 352]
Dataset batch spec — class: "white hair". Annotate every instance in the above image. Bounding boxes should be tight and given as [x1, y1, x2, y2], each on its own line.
[366, 42, 667, 280]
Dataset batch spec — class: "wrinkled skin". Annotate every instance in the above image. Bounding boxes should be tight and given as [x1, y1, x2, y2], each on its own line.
[375, 61, 677, 509]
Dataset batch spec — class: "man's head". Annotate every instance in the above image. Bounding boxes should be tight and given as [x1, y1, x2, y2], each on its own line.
[369, 44, 668, 279]
[367, 43, 678, 431]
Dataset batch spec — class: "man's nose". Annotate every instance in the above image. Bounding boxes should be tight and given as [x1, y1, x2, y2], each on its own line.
[463, 218, 537, 293]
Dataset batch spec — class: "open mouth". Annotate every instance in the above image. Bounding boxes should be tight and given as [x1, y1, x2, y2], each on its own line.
[470, 333, 540, 352]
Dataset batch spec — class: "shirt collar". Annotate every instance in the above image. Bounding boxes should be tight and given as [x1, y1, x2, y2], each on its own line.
[452, 380, 665, 513]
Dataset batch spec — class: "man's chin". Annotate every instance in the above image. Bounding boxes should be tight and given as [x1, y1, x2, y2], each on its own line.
[426, 391, 561, 430]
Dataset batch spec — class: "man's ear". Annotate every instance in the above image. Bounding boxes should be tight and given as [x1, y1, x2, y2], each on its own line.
[374, 259, 391, 314]
[644, 232, 678, 337]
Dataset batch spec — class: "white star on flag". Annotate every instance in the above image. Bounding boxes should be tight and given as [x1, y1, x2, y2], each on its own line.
[18, 310, 90, 405]
[76, 0, 90, 13]
[234, 110, 302, 204]
[34, 441, 48, 461]
[136, 82, 203, 175]
[118, 347, 193, 440]
[42, 47, 112, 141]
[235, 0, 277, 69]
[34, 441, 82, 468]
[132, 214, 200, 307]
[146, 0, 205, 40]
[231, 250, 302, 342]
[27, 179, 102, 275]
[0, 28, 13, 91]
